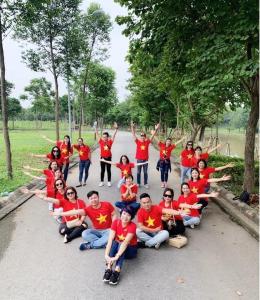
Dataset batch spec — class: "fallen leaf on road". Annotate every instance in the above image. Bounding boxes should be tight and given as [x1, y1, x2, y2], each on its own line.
[236, 290, 243, 296]
[176, 277, 185, 284]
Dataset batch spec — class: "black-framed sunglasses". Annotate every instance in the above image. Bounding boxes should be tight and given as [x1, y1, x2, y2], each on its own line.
[164, 194, 173, 198]
[187, 144, 193, 146]
[66, 191, 75, 196]
[56, 182, 63, 187]
[53, 149, 59, 152]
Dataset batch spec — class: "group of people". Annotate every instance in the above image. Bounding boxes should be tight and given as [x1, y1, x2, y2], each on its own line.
[21, 123, 234, 285]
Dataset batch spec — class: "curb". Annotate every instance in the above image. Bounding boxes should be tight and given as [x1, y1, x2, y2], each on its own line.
[0, 142, 99, 221]
[151, 141, 259, 240]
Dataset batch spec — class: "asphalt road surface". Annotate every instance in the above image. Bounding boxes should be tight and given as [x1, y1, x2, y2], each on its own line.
[0, 131, 258, 300]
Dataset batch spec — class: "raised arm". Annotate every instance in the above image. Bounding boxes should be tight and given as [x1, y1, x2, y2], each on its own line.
[52, 208, 85, 217]
[197, 191, 219, 199]
[174, 136, 186, 146]
[95, 126, 101, 141]
[215, 162, 235, 172]
[131, 121, 138, 140]
[41, 135, 56, 144]
[150, 130, 160, 143]
[36, 194, 60, 205]
[23, 171, 44, 180]
[150, 123, 160, 142]
[207, 144, 222, 154]
[207, 174, 231, 183]
[23, 165, 42, 172]
[31, 153, 46, 158]
[111, 122, 118, 142]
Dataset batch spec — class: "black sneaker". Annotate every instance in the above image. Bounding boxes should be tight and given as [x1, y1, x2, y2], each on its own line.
[103, 269, 112, 283]
[137, 241, 146, 248]
[109, 271, 120, 285]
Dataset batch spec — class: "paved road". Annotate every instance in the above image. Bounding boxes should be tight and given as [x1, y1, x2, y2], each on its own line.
[0, 131, 258, 300]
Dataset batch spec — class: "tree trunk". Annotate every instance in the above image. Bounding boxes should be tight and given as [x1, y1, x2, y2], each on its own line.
[190, 124, 201, 142]
[50, 37, 59, 141]
[0, 15, 13, 179]
[243, 78, 259, 193]
[199, 125, 206, 142]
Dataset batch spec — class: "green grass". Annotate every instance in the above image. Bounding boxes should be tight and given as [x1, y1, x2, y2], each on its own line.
[0, 129, 95, 194]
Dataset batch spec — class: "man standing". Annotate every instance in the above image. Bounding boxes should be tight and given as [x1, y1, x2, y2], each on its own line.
[131, 122, 159, 188]
[137, 193, 180, 249]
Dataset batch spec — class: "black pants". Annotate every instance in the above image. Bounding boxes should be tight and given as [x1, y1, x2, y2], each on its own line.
[59, 222, 88, 242]
[197, 199, 208, 214]
[63, 163, 70, 182]
[162, 220, 185, 237]
[100, 157, 111, 181]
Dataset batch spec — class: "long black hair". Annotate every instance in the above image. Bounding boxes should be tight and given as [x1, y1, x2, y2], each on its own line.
[190, 168, 200, 181]
[185, 141, 194, 150]
[64, 135, 71, 152]
[51, 146, 61, 159]
[119, 155, 130, 164]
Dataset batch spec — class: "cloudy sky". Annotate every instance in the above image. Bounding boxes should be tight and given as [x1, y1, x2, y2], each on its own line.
[4, 0, 130, 107]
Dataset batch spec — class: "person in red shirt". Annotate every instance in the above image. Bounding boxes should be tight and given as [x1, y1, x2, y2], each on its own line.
[159, 188, 185, 236]
[153, 135, 185, 188]
[100, 155, 149, 188]
[96, 123, 118, 187]
[180, 141, 195, 183]
[188, 168, 231, 213]
[115, 174, 140, 211]
[42, 135, 73, 182]
[37, 186, 87, 243]
[31, 146, 65, 169]
[137, 193, 181, 249]
[131, 122, 160, 188]
[197, 159, 235, 192]
[54, 190, 116, 250]
[178, 182, 219, 228]
[103, 205, 139, 285]
[73, 138, 91, 187]
[190, 144, 221, 168]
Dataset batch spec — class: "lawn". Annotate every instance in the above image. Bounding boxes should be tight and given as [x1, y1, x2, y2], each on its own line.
[0, 129, 95, 194]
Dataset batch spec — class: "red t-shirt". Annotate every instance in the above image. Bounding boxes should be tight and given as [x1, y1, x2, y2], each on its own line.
[111, 219, 137, 246]
[181, 149, 195, 167]
[120, 184, 138, 201]
[84, 201, 114, 230]
[177, 193, 200, 217]
[191, 153, 210, 168]
[188, 179, 209, 195]
[73, 144, 90, 160]
[135, 139, 151, 160]
[137, 205, 163, 229]
[199, 167, 216, 180]
[158, 142, 176, 159]
[56, 141, 73, 163]
[43, 169, 55, 197]
[54, 190, 65, 209]
[46, 154, 65, 167]
[159, 199, 181, 220]
[99, 139, 113, 158]
[116, 162, 135, 178]
[59, 198, 86, 223]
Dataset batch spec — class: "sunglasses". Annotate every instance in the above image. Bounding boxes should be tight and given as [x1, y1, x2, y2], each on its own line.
[164, 194, 173, 198]
[140, 135, 145, 137]
[56, 182, 63, 187]
[187, 144, 193, 146]
[66, 191, 75, 196]
[53, 150, 59, 152]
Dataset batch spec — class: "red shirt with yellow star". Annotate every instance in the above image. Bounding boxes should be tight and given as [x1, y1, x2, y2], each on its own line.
[120, 184, 138, 201]
[135, 138, 151, 160]
[137, 205, 163, 229]
[190, 153, 210, 167]
[99, 139, 113, 158]
[177, 193, 200, 217]
[84, 201, 114, 230]
[188, 178, 209, 195]
[111, 219, 137, 246]
[180, 149, 195, 167]
[116, 162, 135, 178]
[59, 198, 86, 223]
[56, 141, 73, 163]
[158, 142, 176, 159]
[199, 167, 216, 180]
[159, 200, 181, 220]
[73, 144, 90, 160]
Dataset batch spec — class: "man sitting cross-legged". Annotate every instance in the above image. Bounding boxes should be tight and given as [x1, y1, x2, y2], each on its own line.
[137, 193, 183, 249]
[53, 190, 116, 250]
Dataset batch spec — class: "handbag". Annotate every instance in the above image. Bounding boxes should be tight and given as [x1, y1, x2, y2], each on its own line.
[168, 235, 188, 249]
[233, 191, 250, 204]
[65, 200, 80, 228]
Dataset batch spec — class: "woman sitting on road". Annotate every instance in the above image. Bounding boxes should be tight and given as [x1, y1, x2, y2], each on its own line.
[103, 205, 139, 285]
[159, 188, 185, 236]
[177, 183, 219, 228]
[100, 155, 148, 188]
[36, 186, 87, 243]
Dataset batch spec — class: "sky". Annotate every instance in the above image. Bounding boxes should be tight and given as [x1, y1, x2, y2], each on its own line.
[4, 0, 130, 107]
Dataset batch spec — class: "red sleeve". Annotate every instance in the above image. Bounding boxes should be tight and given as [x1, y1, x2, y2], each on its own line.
[59, 198, 66, 208]
[137, 209, 144, 223]
[108, 202, 115, 214]
[181, 150, 186, 157]
[109, 140, 113, 146]
[43, 169, 49, 176]
[78, 199, 86, 208]
[120, 185, 127, 194]
[158, 141, 163, 147]
[171, 144, 176, 151]
[135, 139, 139, 145]
[201, 178, 209, 186]
[130, 162, 135, 168]
[132, 185, 138, 194]
[208, 167, 216, 174]
[128, 222, 137, 234]
[56, 141, 62, 147]
[202, 153, 209, 160]
[73, 144, 80, 151]
[147, 139, 151, 145]
[111, 219, 118, 231]
[116, 163, 121, 169]
[46, 153, 52, 159]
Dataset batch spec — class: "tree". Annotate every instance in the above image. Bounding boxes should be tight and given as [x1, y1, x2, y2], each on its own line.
[7, 97, 22, 129]
[14, 0, 81, 140]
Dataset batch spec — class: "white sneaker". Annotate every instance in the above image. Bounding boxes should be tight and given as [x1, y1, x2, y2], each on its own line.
[107, 182, 112, 187]
[144, 184, 149, 189]
[161, 183, 165, 188]
[99, 182, 104, 187]
[190, 224, 195, 229]
[154, 242, 161, 250]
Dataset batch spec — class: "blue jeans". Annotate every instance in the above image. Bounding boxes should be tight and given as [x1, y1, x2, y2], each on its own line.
[82, 228, 109, 249]
[79, 159, 91, 183]
[109, 240, 137, 269]
[180, 166, 191, 183]
[137, 159, 148, 185]
[115, 201, 140, 211]
[159, 159, 171, 182]
[183, 216, 200, 226]
[136, 228, 169, 247]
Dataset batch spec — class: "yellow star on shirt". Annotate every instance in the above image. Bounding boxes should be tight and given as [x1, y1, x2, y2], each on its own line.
[123, 170, 128, 175]
[162, 150, 167, 155]
[145, 216, 155, 227]
[187, 154, 193, 159]
[62, 149, 68, 154]
[79, 151, 84, 156]
[191, 187, 198, 194]
[96, 213, 107, 224]
[200, 174, 205, 179]
[104, 145, 109, 151]
[117, 234, 125, 241]
[140, 145, 146, 150]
